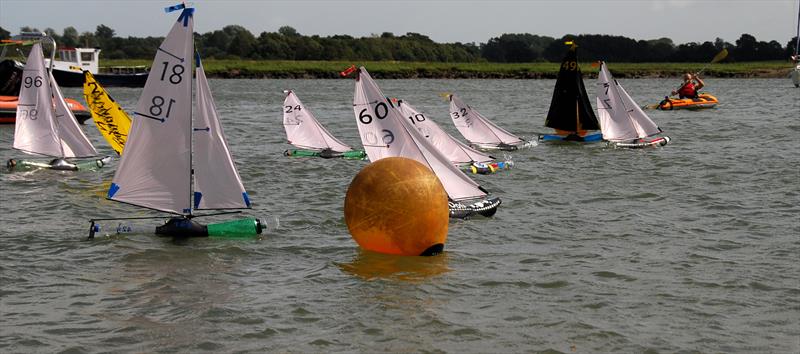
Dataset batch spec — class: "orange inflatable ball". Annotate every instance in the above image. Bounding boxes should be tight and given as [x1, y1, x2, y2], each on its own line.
[344, 157, 449, 256]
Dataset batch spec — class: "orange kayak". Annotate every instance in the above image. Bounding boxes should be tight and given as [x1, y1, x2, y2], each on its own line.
[656, 93, 718, 110]
[0, 95, 92, 124]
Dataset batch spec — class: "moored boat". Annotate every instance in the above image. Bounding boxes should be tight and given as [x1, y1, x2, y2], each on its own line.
[0, 95, 91, 124]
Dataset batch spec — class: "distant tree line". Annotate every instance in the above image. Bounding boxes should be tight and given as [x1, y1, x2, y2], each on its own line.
[1, 24, 797, 63]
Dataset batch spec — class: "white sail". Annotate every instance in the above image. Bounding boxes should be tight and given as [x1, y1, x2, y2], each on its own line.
[448, 94, 524, 146]
[108, 8, 195, 214]
[397, 100, 493, 166]
[283, 90, 352, 152]
[13, 43, 63, 157]
[193, 55, 250, 210]
[353, 67, 487, 201]
[49, 71, 98, 158]
[596, 62, 662, 141]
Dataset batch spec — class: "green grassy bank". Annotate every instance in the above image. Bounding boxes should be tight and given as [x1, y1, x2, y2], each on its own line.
[103, 60, 794, 79]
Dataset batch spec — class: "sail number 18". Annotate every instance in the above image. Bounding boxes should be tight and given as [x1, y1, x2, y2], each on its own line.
[159, 62, 184, 84]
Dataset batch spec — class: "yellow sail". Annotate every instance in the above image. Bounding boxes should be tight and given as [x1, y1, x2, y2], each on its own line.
[83, 71, 131, 155]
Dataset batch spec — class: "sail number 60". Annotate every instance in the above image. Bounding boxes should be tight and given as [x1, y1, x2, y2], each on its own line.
[359, 102, 388, 124]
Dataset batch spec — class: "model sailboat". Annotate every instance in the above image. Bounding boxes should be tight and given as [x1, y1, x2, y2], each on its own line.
[92, 4, 263, 238]
[8, 40, 110, 171]
[541, 42, 603, 143]
[596, 61, 670, 148]
[83, 71, 132, 155]
[352, 67, 500, 218]
[282, 90, 365, 159]
[396, 99, 511, 174]
[447, 94, 530, 151]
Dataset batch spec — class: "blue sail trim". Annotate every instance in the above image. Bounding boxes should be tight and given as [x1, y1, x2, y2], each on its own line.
[107, 183, 120, 198]
[177, 8, 194, 27]
[164, 3, 185, 13]
[194, 191, 202, 209]
[195, 52, 201, 67]
[242, 192, 251, 207]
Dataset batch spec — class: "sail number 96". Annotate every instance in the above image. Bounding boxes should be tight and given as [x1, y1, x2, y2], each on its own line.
[23, 76, 43, 88]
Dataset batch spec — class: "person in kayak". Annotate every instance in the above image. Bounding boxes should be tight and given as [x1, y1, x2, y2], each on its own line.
[671, 73, 705, 99]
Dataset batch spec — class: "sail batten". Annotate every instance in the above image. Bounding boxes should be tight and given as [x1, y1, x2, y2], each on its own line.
[353, 67, 487, 201]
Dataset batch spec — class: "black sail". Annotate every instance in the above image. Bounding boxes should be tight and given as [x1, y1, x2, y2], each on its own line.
[544, 44, 600, 132]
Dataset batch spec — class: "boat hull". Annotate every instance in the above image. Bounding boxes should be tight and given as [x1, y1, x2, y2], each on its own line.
[449, 197, 501, 219]
[283, 148, 367, 160]
[52, 68, 148, 88]
[0, 95, 91, 124]
[656, 93, 718, 110]
[609, 136, 671, 149]
[792, 67, 800, 88]
[539, 131, 604, 143]
[470, 140, 535, 151]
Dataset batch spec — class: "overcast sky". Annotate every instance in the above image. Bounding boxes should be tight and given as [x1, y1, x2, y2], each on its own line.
[1, 0, 798, 45]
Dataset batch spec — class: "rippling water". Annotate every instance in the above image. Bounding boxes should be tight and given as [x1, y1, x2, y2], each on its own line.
[1, 78, 798, 353]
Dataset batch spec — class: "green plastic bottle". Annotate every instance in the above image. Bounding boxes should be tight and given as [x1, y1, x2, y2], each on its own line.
[207, 217, 263, 238]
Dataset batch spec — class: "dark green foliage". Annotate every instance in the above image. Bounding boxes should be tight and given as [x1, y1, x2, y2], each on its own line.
[11, 24, 796, 63]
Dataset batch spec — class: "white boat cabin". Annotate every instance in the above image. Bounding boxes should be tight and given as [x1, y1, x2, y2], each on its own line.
[46, 48, 101, 74]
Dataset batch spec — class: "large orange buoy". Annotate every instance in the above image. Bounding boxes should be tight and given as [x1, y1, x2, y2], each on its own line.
[344, 157, 449, 256]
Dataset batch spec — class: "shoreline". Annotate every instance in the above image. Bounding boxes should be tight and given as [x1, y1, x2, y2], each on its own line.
[102, 59, 795, 79]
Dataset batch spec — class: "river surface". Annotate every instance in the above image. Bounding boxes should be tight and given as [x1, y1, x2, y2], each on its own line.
[1, 78, 798, 353]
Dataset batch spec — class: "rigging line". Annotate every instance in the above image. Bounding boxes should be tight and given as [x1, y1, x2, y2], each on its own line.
[157, 47, 184, 62]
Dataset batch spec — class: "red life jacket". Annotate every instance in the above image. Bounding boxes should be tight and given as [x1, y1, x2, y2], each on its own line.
[678, 82, 696, 98]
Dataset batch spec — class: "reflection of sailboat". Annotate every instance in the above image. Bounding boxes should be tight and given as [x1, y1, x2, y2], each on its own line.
[281, 90, 365, 159]
[792, 1, 800, 88]
[447, 94, 531, 151]
[8, 40, 110, 171]
[94, 4, 263, 238]
[596, 61, 670, 148]
[396, 99, 512, 174]
[540, 43, 603, 143]
[351, 67, 500, 218]
[83, 71, 132, 155]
